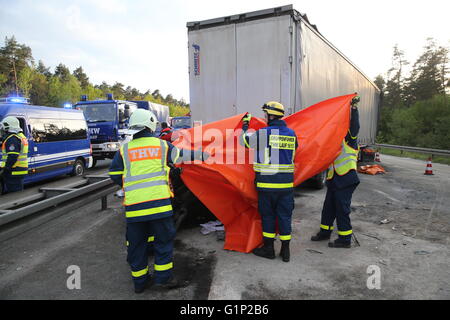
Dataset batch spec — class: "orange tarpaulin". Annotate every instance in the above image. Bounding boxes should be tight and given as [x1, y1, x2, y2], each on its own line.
[173, 94, 356, 253]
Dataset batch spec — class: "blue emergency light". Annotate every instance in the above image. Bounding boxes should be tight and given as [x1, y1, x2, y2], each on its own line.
[0, 96, 30, 104]
[63, 102, 73, 109]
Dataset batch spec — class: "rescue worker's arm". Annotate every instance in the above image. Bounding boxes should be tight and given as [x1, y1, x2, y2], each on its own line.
[166, 142, 208, 165]
[3, 136, 21, 172]
[240, 113, 258, 149]
[346, 98, 360, 143]
[109, 151, 125, 187]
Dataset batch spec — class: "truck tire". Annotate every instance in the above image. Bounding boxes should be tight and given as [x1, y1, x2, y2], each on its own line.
[311, 170, 327, 189]
[71, 159, 85, 177]
[91, 158, 97, 168]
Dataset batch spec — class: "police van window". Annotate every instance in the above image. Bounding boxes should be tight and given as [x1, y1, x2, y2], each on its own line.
[17, 117, 27, 135]
[60, 119, 88, 140]
[118, 104, 127, 123]
[29, 118, 63, 143]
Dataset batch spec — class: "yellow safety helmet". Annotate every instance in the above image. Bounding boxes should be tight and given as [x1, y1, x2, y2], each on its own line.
[262, 101, 285, 117]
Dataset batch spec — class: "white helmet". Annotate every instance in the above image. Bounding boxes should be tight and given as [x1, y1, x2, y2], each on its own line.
[128, 109, 157, 133]
[0, 116, 22, 135]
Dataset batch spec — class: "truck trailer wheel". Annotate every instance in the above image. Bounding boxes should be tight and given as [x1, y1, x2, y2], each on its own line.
[71, 159, 85, 177]
[310, 170, 327, 189]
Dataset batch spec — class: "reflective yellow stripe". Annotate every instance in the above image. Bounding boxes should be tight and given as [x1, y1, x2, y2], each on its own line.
[154, 262, 173, 271]
[320, 224, 334, 231]
[338, 230, 353, 236]
[109, 171, 124, 175]
[279, 235, 291, 241]
[126, 241, 129, 246]
[348, 129, 357, 140]
[131, 267, 148, 278]
[6, 152, 20, 155]
[126, 204, 172, 218]
[148, 236, 155, 243]
[256, 182, 294, 189]
[263, 232, 276, 239]
[11, 170, 28, 175]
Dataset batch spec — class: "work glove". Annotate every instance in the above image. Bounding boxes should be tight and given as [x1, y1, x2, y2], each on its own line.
[242, 113, 252, 124]
[351, 96, 360, 108]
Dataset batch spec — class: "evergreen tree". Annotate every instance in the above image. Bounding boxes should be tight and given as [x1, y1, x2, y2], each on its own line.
[73, 66, 90, 88]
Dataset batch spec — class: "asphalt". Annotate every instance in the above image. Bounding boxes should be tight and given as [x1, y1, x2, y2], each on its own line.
[0, 155, 449, 299]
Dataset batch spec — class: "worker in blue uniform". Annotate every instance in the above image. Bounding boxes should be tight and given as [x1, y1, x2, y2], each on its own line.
[109, 109, 207, 293]
[241, 102, 298, 262]
[0, 116, 29, 195]
[311, 96, 360, 248]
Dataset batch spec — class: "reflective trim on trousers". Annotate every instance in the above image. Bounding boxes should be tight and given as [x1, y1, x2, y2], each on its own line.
[131, 266, 149, 278]
[338, 229, 353, 236]
[154, 262, 173, 271]
[320, 224, 335, 231]
[263, 232, 276, 239]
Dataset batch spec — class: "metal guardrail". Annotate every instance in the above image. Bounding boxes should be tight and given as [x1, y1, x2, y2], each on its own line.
[376, 144, 450, 157]
[0, 175, 119, 227]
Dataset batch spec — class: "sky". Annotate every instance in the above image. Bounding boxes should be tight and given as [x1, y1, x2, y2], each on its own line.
[1, 0, 449, 103]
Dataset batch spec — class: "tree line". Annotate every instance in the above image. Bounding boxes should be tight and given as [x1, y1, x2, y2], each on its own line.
[0, 36, 190, 116]
[374, 38, 449, 149]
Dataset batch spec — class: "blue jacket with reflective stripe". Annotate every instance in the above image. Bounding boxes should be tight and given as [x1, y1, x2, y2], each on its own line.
[243, 119, 298, 192]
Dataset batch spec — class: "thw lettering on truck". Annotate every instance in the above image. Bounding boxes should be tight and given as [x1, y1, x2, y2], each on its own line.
[88, 128, 100, 135]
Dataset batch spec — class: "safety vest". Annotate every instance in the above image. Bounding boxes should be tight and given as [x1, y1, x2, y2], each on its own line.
[120, 137, 173, 220]
[250, 124, 297, 191]
[327, 140, 358, 180]
[1, 132, 29, 176]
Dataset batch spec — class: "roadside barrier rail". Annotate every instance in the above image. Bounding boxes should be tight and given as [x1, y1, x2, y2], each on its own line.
[376, 144, 450, 158]
[0, 175, 118, 228]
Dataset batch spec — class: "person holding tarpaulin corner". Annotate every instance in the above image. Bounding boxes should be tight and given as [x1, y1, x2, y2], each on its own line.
[241, 102, 298, 262]
[311, 95, 361, 248]
[109, 109, 208, 294]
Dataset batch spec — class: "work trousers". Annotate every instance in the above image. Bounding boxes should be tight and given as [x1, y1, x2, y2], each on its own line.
[1, 175, 24, 195]
[258, 190, 294, 240]
[126, 217, 176, 289]
[320, 183, 358, 241]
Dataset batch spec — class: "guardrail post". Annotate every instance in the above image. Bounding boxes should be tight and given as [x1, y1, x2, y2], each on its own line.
[101, 195, 108, 211]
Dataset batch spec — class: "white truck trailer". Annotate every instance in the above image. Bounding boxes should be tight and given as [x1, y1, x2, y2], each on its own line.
[186, 5, 380, 188]
[187, 4, 380, 145]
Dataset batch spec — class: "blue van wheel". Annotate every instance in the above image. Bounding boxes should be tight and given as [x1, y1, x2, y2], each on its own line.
[72, 159, 85, 177]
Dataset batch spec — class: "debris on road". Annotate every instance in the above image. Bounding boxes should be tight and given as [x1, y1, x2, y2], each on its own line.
[306, 249, 323, 254]
[358, 165, 386, 175]
[380, 218, 391, 224]
[361, 233, 382, 241]
[414, 250, 431, 255]
[200, 220, 224, 235]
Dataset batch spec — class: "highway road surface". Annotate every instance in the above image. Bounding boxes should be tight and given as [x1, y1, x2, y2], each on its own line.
[0, 155, 449, 300]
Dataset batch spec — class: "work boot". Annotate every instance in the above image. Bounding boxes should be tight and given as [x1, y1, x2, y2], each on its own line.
[154, 276, 189, 290]
[279, 240, 290, 262]
[310, 230, 331, 241]
[253, 238, 275, 259]
[328, 238, 351, 249]
[134, 273, 152, 294]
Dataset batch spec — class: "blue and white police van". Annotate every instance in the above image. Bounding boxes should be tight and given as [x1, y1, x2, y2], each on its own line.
[0, 97, 93, 185]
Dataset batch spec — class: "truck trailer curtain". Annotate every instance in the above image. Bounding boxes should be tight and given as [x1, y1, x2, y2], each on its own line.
[173, 94, 356, 253]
